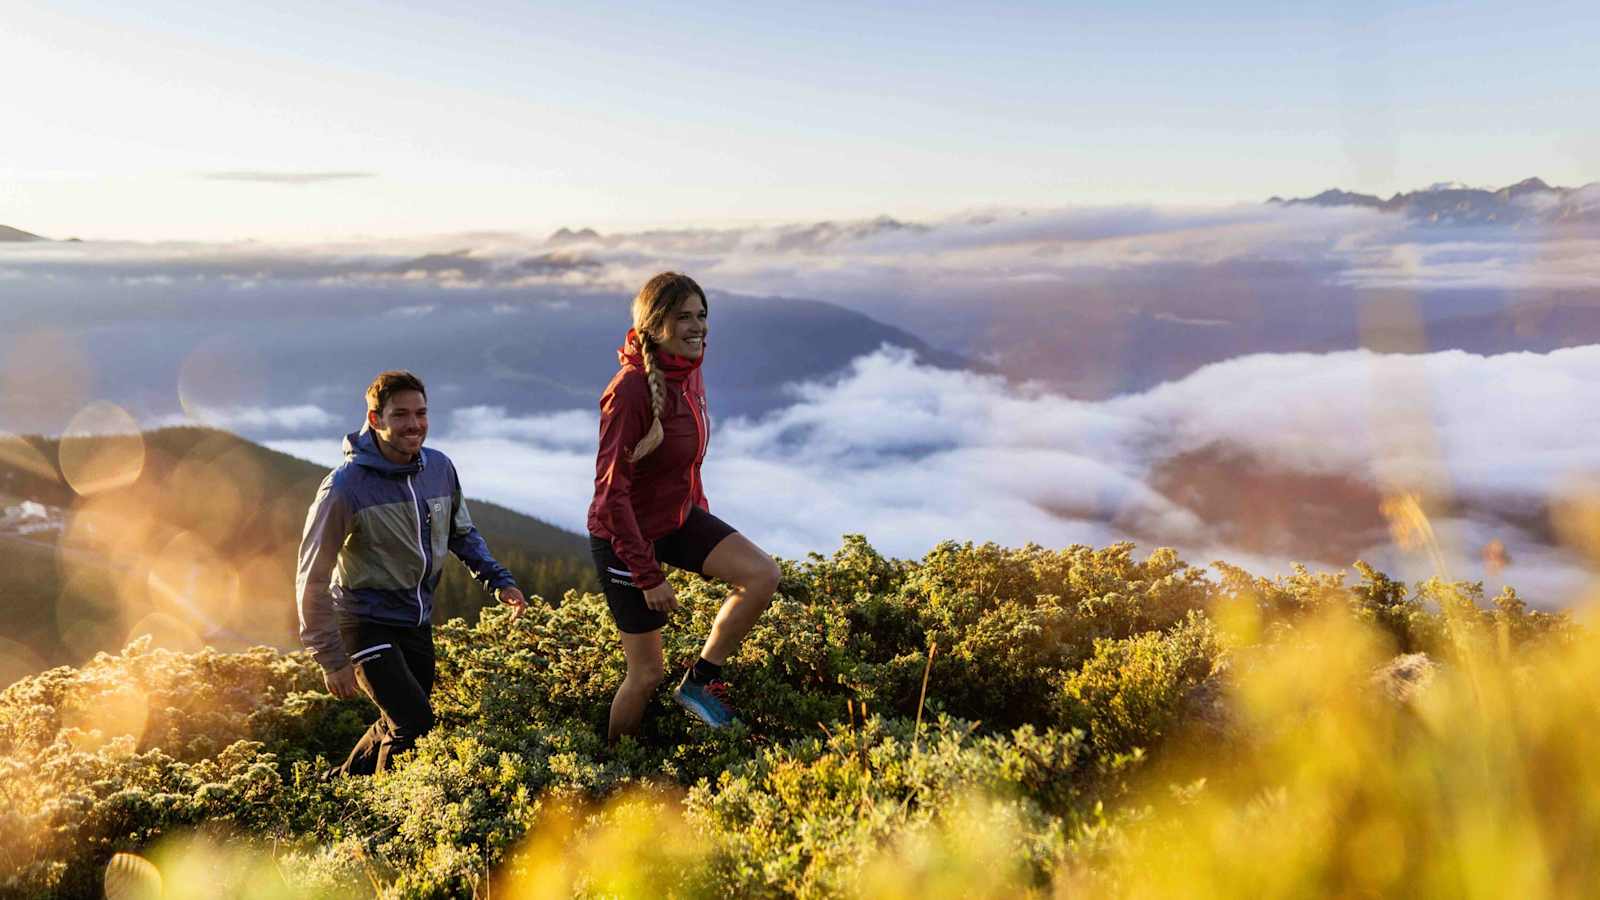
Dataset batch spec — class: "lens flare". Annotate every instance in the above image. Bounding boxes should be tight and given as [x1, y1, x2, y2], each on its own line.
[235, 552, 296, 645]
[0, 637, 46, 691]
[58, 402, 146, 495]
[177, 335, 267, 425]
[1552, 477, 1600, 564]
[125, 611, 206, 654]
[104, 852, 162, 900]
[60, 490, 161, 564]
[147, 832, 303, 900]
[269, 489, 318, 540]
[147, 531, 242, 640]
[165, 440, 264, 546]
[1354, 267, 1468, 585]
[0, 431, 59, 482]
[63, 680, 149, 752]
[56, 488, 169, 661]
[55, 563, 143, 661]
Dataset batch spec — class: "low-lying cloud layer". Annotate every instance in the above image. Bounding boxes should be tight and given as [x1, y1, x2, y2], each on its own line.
[270, 344, 1600, 607]
[157, 404, 339, 432]
[6, 200, 1598, 297]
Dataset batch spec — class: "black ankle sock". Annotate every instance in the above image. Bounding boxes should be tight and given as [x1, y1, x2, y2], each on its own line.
[688, 657, 723, 684]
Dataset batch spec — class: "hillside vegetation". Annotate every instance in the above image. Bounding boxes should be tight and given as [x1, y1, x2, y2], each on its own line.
[0, 427, 593, 677]
[0, 537, 1586, 899]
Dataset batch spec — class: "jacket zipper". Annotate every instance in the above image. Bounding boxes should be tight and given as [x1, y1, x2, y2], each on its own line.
[679, 385, 708, 526]
[405, 474, 426, 625]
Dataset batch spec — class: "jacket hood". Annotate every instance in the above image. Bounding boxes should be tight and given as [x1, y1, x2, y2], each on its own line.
[618, 328, 703, 382]
[344, 426, 425, 477]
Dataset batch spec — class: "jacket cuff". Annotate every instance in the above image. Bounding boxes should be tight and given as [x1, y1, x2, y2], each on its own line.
[312, 647, 350, 672]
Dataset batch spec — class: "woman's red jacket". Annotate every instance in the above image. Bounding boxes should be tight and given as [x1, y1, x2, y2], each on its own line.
[586, 333, 710, 590]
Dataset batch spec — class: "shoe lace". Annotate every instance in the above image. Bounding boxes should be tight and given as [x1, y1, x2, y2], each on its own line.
[705, 679, 733, 707]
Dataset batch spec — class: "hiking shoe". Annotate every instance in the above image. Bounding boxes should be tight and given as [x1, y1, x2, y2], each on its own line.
[673, 676, 735, 728]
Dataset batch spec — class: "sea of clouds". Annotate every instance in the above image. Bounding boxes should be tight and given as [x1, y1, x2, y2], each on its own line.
[8, 200, 1600, 603]
[268, 343, 1600, 607]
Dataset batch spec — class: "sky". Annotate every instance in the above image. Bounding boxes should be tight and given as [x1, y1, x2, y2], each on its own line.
[5, 0, 1598, 241]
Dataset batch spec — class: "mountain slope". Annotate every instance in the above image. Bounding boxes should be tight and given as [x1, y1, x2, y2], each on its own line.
[0, 283, 983, 437]
[0, 224, 46, 242]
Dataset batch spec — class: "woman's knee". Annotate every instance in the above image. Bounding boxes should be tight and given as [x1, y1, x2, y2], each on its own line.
[618, 629, 666, 690]
[744, 559, 781, 605]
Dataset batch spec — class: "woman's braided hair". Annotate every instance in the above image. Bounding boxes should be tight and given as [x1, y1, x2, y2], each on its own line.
[629, 272, 706, 461]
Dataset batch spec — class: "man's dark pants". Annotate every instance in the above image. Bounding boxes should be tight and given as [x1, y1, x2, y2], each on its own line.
[336, 615, 435, 776]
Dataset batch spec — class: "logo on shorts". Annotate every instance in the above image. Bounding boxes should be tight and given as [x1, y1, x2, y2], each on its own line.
[350, 642, 392, 667]
[606, 566, 636, 588]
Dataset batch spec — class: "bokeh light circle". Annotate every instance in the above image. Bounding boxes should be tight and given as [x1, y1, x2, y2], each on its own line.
[104, 852, 162, 900]
[58, 402, 145, 495]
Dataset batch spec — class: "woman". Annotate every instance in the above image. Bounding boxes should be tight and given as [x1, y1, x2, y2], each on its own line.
[587, 272, 781, 739]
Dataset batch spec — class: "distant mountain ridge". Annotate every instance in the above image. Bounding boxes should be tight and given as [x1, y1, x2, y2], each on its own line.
[0, 278, 982, 435]
[1268, 177, 1600, 225]
[0, 225, 47, 242]
[542, 215, 929, 253]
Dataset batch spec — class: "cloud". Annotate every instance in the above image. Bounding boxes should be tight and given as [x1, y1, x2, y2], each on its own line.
[200, 171, 376, 185]
[160, 404, 338, 431]
[1114, 345, 1600, 500]
[385, 304, 438, 318]
[264, 346, 1598, 608]
[6, 201, 1598, 305]
[447, 407, 598, 449]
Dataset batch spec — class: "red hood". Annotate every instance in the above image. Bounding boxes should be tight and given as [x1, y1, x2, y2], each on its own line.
[618, 328, 703, 382]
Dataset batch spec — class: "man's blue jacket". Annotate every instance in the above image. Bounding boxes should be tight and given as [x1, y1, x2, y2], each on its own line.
[296, 428, 515, 671]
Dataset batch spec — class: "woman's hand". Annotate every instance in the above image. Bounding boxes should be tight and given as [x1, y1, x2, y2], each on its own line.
[643, 581, 678, 613]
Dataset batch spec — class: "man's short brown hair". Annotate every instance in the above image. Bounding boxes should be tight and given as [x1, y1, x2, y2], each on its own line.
[365, 370, 427, 414]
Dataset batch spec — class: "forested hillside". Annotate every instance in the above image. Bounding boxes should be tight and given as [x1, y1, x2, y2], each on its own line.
[0, 538, 1584, 899]
[0, 428, 593, 677]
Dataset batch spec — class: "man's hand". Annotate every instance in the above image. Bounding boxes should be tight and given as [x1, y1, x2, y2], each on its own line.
[497, 586, 528, 623]
[324, 664, 359, 700]
[642, 582, 678, 613]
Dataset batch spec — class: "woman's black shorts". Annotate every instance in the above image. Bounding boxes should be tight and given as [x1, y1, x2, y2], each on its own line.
[590, 507, 738, 634]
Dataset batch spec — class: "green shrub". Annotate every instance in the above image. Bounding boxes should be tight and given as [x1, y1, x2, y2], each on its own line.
[1056, 613, 1223, 757]
[0, 538, 1572, 899]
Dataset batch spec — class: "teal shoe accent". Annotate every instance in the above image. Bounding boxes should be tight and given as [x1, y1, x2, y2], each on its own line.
[673, 676, 734, 728]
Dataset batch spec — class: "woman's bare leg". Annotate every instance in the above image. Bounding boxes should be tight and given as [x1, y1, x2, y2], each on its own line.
[609, 628, 666, 741]
[697, 533, 781, 666]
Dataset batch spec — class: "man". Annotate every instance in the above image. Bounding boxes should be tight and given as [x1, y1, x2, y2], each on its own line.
[296, 370, 526, 775]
